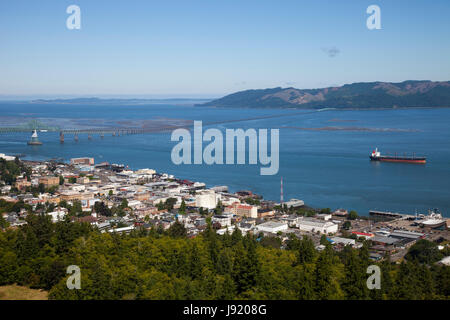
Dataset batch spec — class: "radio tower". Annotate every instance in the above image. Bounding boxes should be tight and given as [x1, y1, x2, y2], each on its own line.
[280, 177, 284, 204]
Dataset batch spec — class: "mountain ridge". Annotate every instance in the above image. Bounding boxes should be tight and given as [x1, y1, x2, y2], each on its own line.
[198, 80, 450, 109]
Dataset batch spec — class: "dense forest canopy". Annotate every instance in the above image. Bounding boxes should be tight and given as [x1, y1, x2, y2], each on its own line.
[0, 213, 449, 300]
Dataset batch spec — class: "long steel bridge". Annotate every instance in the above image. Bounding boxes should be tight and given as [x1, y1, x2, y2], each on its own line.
[0, 110, 324, 145]
[0, 119, 190, 144]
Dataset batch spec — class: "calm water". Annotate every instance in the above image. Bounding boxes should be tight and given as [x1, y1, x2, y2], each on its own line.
[1, 102, 449, 217]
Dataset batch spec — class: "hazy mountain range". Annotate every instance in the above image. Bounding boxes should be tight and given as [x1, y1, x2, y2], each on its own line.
[198, 81, 450, 109]
[29, 97, 212, 105]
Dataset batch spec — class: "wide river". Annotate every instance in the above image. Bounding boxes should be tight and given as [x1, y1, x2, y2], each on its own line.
[1, 102, 449, 217]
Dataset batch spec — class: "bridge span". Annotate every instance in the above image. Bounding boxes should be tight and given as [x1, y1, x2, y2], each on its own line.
[0, 109, 324, 145]
[0, 120, 190, 144]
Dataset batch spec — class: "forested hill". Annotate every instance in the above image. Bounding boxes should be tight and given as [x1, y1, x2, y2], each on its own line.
[0, 210, 449, 300]
[198, 81, 450, 109]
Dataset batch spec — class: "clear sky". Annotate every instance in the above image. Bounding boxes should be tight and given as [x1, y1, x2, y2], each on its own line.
[0, 0, 449, 98]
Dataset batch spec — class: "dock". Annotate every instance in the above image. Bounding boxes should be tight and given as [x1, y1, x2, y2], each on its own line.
[369, 210, 416, 220]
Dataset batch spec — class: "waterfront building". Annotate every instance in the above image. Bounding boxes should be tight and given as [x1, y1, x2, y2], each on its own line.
[70, 157, 95, 166]
[255, 221, 288, 234]
[0, 153, 16, 161]
[211, 186, 228, 193]
[283, 199, 305, 208]
[296, 217, 338, 235]
[333, 209, 348, 217]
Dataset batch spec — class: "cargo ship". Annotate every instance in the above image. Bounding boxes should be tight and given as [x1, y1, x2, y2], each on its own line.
[370, 148, 426, 164]
[414, 209, 447, 229]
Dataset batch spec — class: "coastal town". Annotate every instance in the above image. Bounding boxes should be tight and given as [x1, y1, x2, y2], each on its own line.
[1, 152, 449, 265]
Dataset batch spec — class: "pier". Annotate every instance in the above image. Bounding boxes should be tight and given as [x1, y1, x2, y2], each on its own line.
[369, 210, 416, 220]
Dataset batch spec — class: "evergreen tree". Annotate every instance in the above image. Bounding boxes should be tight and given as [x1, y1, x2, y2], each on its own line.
[314, 246, 344, 299]
[405, 239, 443, 264]
[392, 261, 417, 299]
[348, 210, 358, 220]
[380, 253, 393, 299]
[231, 228, 243, 246]
[295, 264, 316, 300]
[217, 274, 236, 300]
[341, 248, 369, 299]
[179, 199, 186, 214]
[296, 236, 316, 265]
[167, 221, 186, 238]
[435, 265, 450, 298]
[189, 242, 203, 279]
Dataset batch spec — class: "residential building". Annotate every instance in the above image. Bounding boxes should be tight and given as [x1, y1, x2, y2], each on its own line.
[77, 177, 90, 184]
[47, 209, 68, 223]
[38, 176, 60, 187]
[195, 190, 218, 209]
[212, 215, 232, 228]
[233, 203, 258, 218]
[258, 208, 275, 218]
[15, 178, 31, 190]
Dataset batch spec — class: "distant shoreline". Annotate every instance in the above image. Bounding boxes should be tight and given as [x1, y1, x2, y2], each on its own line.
[195, 105, 450, 111]
[1, 100, 450, 112]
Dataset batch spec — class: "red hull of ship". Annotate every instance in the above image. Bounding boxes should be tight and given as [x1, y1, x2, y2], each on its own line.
[370, 149, 426, 164]
[378, 158, 426, 164]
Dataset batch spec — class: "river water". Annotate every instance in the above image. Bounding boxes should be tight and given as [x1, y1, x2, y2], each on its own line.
[1, 102, 449, 216]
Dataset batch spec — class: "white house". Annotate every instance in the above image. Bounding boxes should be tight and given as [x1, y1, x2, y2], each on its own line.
[237, 222, 253, 235]
[127, 200, 143, 209]
[212, 215, 232, 227]
[195, 190, 218, 209]
[216, 225, 235, 235]
[47, 209, 67, 223]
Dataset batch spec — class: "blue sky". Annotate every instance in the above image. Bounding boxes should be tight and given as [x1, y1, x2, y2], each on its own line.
[0, 0, 449, 97]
